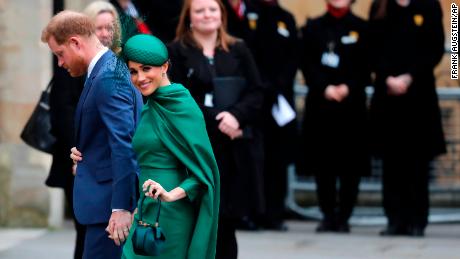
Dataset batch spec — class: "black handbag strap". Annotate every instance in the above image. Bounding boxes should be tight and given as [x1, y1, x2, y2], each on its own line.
[45, 77, 54, 93]
[137, 193, 161, 226]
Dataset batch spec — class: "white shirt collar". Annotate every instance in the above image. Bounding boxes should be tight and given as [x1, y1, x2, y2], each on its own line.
[87, 47, 109, 78]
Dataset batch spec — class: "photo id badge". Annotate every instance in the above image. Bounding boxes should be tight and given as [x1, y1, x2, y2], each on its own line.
[204, 93, 214, 107]
[321, 51, 340, 68]
[277, 21, 290, 38]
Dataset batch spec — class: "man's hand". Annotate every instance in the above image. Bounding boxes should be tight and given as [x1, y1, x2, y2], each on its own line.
[106, 210, 132, 246]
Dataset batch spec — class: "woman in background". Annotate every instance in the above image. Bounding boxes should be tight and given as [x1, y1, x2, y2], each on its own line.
[299, 0, 371, 233]
[168, 0, 265, 258]
[369, 0, 445, 237]
[83, 1, 122, 54]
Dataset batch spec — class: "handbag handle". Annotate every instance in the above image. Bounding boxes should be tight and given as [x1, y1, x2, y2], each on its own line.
[137, 192, 161, 227]
[45, 77, 54, 93]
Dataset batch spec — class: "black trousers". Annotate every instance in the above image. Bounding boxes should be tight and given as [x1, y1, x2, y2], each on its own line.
[261, 127, 288, 225]
[216, 216, 237, 259]
[382, 154, 430, 230]
[315, 173, 361, 224]
[63, 180, 86, 259]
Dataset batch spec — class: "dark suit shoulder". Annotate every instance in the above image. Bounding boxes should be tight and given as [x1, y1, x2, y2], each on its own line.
[348, 12, 367, 24]
[98, 55, 131, 84]
[416, 0, 443, 19]
[302, 16, 319, 30]
[416, 0, 441, 9]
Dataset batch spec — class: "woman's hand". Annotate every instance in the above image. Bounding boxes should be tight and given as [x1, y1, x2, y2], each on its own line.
[143, 179, 186, 202]
[324, 84, 349, 102]
[70, 147, 82, 176]
[216, 111, 242, 139]
[386, 74, 412, 96]
[70, 147, 83, 163]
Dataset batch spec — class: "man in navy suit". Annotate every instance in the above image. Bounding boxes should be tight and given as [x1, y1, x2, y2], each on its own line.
[41, 11, 142, 258]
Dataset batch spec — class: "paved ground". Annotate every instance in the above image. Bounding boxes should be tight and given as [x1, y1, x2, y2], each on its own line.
[1, 220, 459, 259]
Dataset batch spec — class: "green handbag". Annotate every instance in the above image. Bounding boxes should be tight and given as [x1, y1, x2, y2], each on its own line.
[132, 193, 166, 256]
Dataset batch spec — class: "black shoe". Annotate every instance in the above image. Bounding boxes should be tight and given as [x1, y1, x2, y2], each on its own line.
[316, 220, 337, 233]
[408, 227, 425, 237]
[379, 225, 409, 236]
[336, 222, 350, 233]
[236, 217, 259, 231]
[264, 221, 288, 232]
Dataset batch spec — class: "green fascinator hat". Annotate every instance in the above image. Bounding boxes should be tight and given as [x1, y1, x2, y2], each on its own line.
[123, 34, 168, 66]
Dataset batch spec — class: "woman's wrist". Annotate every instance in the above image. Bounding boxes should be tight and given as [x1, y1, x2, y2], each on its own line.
[165, 187, 186, 202]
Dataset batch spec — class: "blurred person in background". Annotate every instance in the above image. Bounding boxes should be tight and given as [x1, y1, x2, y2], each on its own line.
[84, 1, 122, 54]
[299, 0, 371, 233]
[369, 0, 445, 237]
[46, 3, 123, 258]
[110, 0, 150, 45]
[222, 0, 259, 49]
[135, 0, 184, 43]
[221, 0, 261, 231]
[168, 0, 265, 258]
[251, 0, 298, 231]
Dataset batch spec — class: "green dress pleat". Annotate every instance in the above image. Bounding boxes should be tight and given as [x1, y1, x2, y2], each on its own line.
[122, 83, 220, 259]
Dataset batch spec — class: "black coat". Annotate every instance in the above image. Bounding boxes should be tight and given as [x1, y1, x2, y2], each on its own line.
[368, 0, 446, 158]
[252, 3, 298, 108]
[299, 12, 371, 175]
[222, 0, 258, 48]
[168, 40, 265, 217]
[46, 66, 84, 188]
[251, 3, 299, 164]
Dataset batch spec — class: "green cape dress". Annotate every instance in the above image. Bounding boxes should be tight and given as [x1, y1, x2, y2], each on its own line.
[122, 83, 220, 259]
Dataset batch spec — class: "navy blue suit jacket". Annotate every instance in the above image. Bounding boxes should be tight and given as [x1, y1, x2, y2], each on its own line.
[73, 50, 143, 225]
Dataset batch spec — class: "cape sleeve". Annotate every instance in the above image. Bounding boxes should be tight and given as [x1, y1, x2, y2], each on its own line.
[179, 174, 201, 202]
[148, 85, 220, 259]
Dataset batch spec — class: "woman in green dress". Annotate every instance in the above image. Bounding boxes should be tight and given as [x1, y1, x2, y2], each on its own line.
[121, 34, 220, 259]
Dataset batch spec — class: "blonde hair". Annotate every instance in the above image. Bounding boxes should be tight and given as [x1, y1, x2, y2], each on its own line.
[41, 10, 95, 45]
[83, 1, 122, 53]
[175, 0, 237, 51]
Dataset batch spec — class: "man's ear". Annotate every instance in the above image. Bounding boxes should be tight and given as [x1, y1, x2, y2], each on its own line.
[68, 36, 81, 50]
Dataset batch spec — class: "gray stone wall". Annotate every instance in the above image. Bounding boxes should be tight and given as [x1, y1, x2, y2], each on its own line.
[0, 0, 105, 228]
[0, 0, 53, 227]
